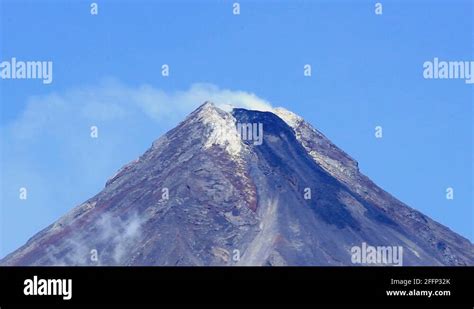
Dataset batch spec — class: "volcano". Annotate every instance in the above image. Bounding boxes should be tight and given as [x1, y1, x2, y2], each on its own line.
[1, 102, 473, 266]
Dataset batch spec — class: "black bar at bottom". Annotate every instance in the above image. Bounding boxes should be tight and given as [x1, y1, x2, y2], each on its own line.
[0, 267, 472, 306]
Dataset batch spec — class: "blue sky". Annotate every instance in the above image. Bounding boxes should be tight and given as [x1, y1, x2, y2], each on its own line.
[0, 0, 473, 257]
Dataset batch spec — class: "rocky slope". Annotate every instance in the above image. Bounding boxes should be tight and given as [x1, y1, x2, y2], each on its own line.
[1, 102, 473, 266]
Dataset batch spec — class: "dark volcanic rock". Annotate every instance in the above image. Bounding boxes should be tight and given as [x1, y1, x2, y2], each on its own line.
[1, 102, 473, 266]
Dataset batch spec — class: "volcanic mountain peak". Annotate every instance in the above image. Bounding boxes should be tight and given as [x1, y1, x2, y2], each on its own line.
[1, 102, 473, 266]
[273, 107, 304, 128]
[195, 102, 245, 156]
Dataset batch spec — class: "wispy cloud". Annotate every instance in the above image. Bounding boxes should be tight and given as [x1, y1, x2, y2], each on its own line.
[6, 80, 273, 139]
[43, 211, 146, 265]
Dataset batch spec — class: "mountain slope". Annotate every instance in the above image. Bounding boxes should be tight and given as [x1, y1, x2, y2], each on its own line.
[1, 102, 473, 266]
